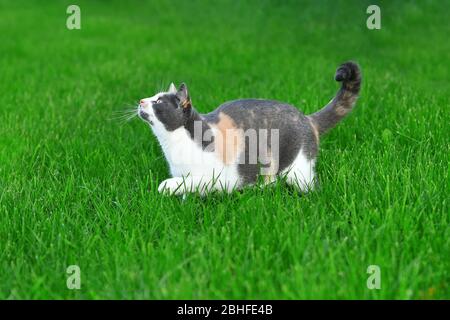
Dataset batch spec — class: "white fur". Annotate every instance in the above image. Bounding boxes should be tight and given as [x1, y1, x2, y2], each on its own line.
[281, 149, 316, 192]
[168, 83, 177, 94]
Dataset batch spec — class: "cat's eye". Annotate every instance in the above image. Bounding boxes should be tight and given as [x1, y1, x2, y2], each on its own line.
[155, 99, 163, 104]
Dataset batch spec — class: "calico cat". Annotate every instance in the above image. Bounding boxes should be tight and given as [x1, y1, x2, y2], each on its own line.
[137, 61, 361, 195]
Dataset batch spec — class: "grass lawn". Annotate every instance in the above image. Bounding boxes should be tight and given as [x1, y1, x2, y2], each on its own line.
[0, 0, 448, 299]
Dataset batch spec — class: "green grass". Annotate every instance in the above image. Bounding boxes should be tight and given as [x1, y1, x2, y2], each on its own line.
[0, 0, 448, 299]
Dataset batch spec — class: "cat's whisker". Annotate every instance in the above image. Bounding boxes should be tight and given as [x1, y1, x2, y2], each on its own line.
[125, 112, 138, 121]
[109, 107, 139, 123]
[111, 113, 137, 120]
[109, 111, 137, 118]
[110, 114, 135, 120]
[111, 110, 135, 115]
[112, 108, 138, 115]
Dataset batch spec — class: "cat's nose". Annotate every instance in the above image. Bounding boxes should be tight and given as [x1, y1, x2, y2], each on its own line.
[139, 99, 147, 106]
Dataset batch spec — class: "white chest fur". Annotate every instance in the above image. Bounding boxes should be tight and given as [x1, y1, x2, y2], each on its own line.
[154, 127, 240, 184]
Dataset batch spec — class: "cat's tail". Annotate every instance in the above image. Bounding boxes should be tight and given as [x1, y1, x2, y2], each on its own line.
[308, 61, 361, 135]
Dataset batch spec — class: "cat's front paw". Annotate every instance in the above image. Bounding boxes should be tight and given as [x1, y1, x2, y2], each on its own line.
[158, 177, 185, 195]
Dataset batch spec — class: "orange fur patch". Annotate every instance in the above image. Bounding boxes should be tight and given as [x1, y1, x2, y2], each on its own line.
[212, 113, 243, 165]
[309, 117, 320, 145]
[335, 105, 348, 116]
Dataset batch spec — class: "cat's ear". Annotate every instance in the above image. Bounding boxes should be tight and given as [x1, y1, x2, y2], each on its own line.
[168, 82, 177, 94]
[177, 83, 191, 109]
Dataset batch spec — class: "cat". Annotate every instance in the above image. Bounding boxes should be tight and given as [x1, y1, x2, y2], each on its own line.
[137, 61, 361, 195]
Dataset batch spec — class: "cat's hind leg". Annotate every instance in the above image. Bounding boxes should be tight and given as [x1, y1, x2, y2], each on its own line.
[281, 150, 316, 192]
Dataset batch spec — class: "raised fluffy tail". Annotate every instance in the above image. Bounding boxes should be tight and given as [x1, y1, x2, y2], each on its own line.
[309, 61, 361, 135]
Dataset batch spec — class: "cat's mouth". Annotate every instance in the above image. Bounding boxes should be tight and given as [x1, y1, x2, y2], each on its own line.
[139, 110, 153, 125]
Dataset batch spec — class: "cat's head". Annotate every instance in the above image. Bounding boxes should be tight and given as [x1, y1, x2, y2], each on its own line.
[138, 83, 192, 134]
